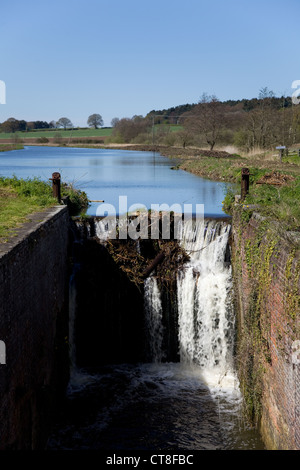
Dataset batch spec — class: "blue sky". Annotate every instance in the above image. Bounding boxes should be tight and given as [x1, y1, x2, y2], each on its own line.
[0, 0, 299, 127]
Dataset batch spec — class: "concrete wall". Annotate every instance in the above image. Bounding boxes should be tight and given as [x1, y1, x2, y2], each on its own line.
[232, 208, 300, 450]
[0, 206, 70, 449]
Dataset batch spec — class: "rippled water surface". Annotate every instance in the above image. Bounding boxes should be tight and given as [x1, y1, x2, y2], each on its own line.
[47, 363, 265, 451]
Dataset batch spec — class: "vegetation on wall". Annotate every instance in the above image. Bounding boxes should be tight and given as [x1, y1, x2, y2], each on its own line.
[232, 207, 300, 425]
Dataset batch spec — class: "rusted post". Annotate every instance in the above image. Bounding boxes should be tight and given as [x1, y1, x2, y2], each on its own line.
[50, 172, 61, 203]
[241, 168, 250, 201]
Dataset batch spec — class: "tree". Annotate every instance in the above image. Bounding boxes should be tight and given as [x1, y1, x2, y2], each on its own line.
[111, 117, 120, 127]
[112, 116, 149, 142]
[176, 129, 194, 148]
[56, 117, 73, 130]
[1, 118, 21, 133]
[87, 113, 103, 129]
[183, 93, 226, 150]
[242, 88, 277, 149]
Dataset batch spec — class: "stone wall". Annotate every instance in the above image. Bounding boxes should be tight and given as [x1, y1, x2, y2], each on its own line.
[0, 206, 70, 449]
[232, 207, 300, 450]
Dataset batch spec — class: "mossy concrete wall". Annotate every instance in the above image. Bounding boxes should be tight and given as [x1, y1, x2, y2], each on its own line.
[0, 206, 70, 449]
[232, 207, 300, 450]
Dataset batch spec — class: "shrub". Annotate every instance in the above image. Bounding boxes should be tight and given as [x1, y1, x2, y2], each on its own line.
[36, 136, 49, 143]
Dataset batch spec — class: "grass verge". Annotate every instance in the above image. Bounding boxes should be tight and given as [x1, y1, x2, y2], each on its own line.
[159, 146, 300, 231]
[0, 177, 57, 241]
[0, 143, 24, 152]
[0, 176, 89, 241]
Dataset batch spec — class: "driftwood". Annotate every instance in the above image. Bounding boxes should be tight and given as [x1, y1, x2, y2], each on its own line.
[142, 251, 165, 279]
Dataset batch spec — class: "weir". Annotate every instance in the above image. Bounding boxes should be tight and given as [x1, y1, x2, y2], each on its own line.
[47, 215, 264, 450]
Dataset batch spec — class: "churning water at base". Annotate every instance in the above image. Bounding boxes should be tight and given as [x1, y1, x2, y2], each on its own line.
[47, 219, 265, 451]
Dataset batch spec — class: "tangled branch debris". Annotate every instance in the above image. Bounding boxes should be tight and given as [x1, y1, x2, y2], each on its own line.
[104, 212, 190, 287]
[256, 171, 295, 186]
[106, 238, 189, 287]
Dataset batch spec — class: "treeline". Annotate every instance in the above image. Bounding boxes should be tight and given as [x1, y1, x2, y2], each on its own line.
[147, 94, 293, 121]
[0, 118, 56, 133]
[110, 89, 300, 151]
[2, 90, 300, 152]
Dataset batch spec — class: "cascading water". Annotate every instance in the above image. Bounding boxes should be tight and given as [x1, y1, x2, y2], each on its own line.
[177, 219, 236, 390]
[144, 276, 165, 363]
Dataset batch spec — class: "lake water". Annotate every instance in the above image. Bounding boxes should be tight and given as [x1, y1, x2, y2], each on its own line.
[0, 146, 229, 217]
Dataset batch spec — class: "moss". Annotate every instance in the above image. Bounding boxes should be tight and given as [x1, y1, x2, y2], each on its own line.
[284, 251, 300, 323]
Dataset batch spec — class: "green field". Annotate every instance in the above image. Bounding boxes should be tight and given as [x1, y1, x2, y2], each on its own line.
[0, 124, 184, 140]
[0, 127, 113, 140]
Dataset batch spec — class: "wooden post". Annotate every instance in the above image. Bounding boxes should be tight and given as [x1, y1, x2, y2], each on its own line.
[279, 149, 284, 162]
[50, 172, 61, 203]
[241, 168, 250, 201]
[276, 146, 286, 162]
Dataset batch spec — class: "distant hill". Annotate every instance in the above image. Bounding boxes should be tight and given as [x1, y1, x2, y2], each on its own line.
[147, 95, 293, 122]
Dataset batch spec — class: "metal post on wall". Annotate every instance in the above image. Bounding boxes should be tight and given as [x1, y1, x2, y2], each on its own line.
[241, 168, 250, 201]
[49, 172, 61, 203]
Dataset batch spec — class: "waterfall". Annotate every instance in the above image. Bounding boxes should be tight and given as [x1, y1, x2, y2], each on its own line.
[144, 276, 165, 363]
[177, 218, 236, 389]
[143, 218, 237, 389]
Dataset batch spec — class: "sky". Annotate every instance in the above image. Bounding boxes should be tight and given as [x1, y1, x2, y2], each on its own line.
[0, 0, 299, 127]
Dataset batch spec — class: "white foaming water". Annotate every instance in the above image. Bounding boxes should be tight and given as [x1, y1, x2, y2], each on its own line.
[177, 219, 240, 397]
[144, 276, 165, 363]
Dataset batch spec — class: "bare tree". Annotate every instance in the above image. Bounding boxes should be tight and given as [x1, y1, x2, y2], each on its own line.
[111, 117, 120, 127]
[176, 129, 194, 148]
[184, 93, 226, 150]
[243, 88, 277, 149]
[112, 116, 149, 142]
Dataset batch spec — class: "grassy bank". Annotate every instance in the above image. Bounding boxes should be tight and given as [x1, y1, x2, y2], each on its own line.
[169, 147, 300, 231]
[0, 143, 24, 151]
[0, 177, 57, 241]
[0, 176, 89, 241]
